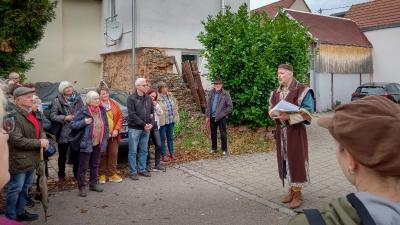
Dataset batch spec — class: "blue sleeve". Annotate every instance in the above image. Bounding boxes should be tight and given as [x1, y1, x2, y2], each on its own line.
[70, 110, 87, 130]
[301, 91, 315, 113]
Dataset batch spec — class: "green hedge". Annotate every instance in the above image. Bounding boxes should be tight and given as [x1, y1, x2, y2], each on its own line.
[198, 4, 312, 127]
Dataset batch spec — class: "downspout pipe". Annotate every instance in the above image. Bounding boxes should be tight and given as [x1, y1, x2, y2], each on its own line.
[221, 0, 225, 14]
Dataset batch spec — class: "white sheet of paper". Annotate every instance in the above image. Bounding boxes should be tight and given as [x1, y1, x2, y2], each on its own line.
[271, 100, 300, 113]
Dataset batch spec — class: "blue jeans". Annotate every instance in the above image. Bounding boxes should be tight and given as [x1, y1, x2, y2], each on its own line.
[5, 170, 35, 220]
[128, 128, 150, 175]
[160, 123, 175, 157]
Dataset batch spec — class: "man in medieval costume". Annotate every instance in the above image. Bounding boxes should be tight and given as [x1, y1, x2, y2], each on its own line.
[268, 64, 315, 209]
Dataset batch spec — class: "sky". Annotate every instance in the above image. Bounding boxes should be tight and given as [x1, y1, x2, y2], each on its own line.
[250, 0, 370, 15]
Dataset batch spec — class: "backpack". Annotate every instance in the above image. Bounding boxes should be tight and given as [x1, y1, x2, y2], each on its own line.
[304, 193, 376, 225]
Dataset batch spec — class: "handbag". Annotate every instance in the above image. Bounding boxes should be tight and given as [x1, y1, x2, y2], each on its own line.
[69, 127, 85, 151]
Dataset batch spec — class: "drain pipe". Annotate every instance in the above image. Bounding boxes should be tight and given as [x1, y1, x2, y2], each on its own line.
[221, 0, 225, 14]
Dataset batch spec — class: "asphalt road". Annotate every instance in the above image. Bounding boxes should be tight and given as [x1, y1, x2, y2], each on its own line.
[27, 168, 290, 225]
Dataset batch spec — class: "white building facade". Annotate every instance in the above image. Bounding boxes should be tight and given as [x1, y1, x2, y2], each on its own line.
[101, 0, 249, 79]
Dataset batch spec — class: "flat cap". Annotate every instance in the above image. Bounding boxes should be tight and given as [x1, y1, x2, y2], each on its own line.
[278, 64, 293, 72]
[13, 87, 35, 97]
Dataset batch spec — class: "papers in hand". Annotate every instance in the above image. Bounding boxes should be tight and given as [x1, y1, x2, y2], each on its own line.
[271, 100, 300, 113]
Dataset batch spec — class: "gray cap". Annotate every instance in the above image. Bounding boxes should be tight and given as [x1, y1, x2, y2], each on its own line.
[13, 87, 35, 97]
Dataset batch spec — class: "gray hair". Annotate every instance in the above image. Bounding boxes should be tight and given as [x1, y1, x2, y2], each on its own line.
[135, 78, 146, 87]
[8, 72, 19, 79]
[58, 81, 73, 94]
[85, 91, 99, 105]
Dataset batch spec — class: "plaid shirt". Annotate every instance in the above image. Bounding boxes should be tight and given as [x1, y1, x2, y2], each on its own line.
[163, 95, 174, 124]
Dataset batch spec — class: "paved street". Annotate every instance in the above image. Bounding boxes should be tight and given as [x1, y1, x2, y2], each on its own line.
[26, 114, 354, 224]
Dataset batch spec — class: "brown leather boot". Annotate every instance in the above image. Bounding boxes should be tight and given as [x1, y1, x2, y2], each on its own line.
[281, 188, 294, 203]
[289, 191, 303, 209]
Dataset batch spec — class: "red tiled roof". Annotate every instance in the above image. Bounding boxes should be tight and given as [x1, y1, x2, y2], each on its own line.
[345, 0, 400, 30]
[285, 9, 372, 48]
[253, 0, 296, 17]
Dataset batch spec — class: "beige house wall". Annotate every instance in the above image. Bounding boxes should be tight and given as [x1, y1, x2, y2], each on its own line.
[290, 0, 311, 12]
[26, 0, 102, 89]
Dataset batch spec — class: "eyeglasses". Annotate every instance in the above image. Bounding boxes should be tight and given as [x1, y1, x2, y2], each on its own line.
[2, 110, 16, 134]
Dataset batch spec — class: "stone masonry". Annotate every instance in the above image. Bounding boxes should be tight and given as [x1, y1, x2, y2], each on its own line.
[103, 48, 200, 114]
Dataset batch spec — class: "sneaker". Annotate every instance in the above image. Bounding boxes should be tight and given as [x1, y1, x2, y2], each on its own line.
[210, 149, 216, 154]
[138, 171, 152, 177]
[89, 185, 104, 192]
[222, 151, 228, 156]
[17, 211, 38, 221]
[130, 173, 139, 180]
[162, 156, 170, 162]
[152, 165, 166, 172]
[99, 175, 107, 184]
[26, 197, 34, 208]
[170, 155, 178, 161]
[79, 188, 87, 197]
[109, 174, 123, 183]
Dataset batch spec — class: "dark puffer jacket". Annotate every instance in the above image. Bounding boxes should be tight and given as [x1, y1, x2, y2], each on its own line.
[70, 106, 109, 153]
[8, 105, 46, 175]
[49, 93, 84, 143]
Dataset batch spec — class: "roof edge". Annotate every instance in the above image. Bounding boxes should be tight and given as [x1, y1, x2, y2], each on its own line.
[361, 23, 400, 32]
[284, 8, 354, 21]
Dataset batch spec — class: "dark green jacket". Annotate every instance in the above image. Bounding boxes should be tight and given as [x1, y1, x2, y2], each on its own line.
[8, 105, 46, 175]
[289, 197, 361, 225]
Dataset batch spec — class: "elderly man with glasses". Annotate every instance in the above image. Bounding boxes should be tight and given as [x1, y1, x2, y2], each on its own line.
[127, 78, 154, 180]
[6, 87, 49, 222]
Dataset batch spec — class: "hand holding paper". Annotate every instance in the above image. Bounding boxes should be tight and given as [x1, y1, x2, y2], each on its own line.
[271, 100, 300, 113]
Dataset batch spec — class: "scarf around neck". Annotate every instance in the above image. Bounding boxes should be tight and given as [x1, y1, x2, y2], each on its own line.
[88, 105, 105, 146]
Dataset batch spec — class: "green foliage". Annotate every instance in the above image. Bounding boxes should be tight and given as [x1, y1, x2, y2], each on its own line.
[0, 0, 57, 78]
[198, 4, 312, 127]
[173, 110, 189, 138]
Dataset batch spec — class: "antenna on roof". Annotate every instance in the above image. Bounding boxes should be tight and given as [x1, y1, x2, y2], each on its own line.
[317, 5, 351, 14]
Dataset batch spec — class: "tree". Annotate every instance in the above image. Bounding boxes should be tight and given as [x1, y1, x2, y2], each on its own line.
[0, 0, 57, 79]
[198, 4, 312, 127]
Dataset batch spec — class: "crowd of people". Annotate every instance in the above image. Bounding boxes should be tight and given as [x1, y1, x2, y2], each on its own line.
[1, 64, 398, 224]
[0, 73, 193, 222]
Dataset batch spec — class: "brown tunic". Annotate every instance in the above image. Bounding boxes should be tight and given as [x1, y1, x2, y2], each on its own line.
[269, 80, 310, 186]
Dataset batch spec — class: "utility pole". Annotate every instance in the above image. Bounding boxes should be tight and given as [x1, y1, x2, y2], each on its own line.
[131, 0, 136, 91]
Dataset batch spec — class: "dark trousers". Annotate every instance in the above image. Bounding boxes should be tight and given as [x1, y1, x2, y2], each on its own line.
[77, 146, 101, 190]
[147, 129, 162, 168]
[210, 117, 227, 152]
[58, 143, 79, 178]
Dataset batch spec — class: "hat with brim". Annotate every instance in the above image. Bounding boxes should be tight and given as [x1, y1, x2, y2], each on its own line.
[13, 87, 35, 97]
[317, 95, 400, 176]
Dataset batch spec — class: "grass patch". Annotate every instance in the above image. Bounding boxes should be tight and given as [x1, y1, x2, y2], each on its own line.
[173, 111, 275, 163]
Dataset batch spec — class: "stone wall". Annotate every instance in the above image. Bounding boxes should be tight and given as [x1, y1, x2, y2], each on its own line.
[102, 48, 200, 114]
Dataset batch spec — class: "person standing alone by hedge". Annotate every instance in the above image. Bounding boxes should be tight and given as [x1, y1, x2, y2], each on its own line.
[268, 64, 314, 209]
[206, 78, 233, 156]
